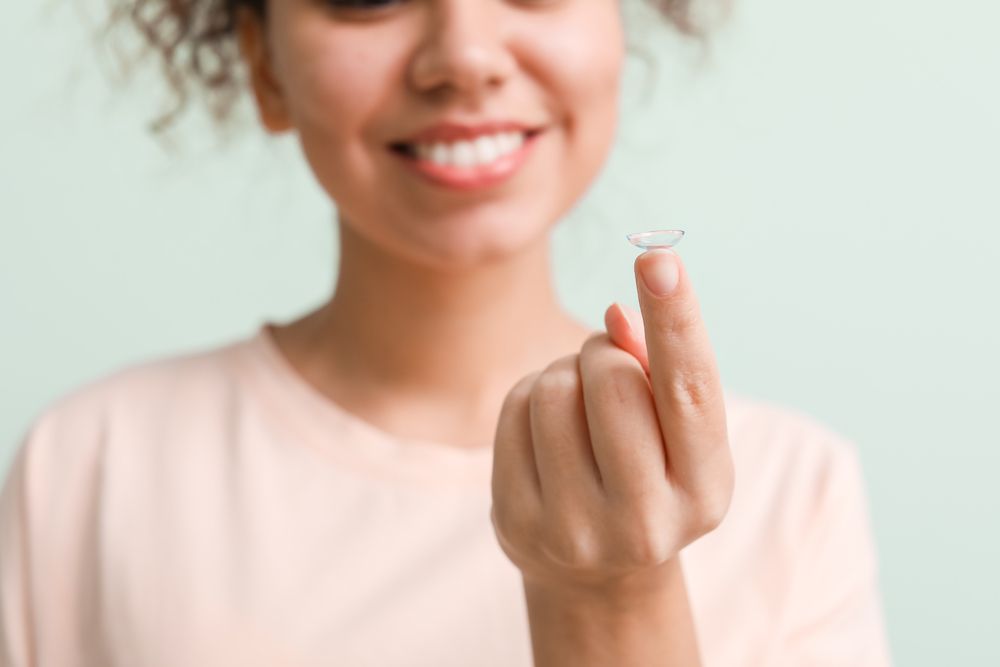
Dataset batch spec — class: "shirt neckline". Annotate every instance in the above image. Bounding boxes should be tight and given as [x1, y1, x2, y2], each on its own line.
[238, 321, 496, 487]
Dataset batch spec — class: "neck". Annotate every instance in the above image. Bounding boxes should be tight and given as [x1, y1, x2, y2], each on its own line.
[273, 216, 596, 447]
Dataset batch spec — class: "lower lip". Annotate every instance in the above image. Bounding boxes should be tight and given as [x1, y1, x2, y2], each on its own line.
[389, 132, 542, 192]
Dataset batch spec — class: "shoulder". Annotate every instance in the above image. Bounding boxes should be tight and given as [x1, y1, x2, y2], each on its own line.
[720, 388, 871, 534]
[57, 336, 246, 417]
[723, 388, 863, 470]
[683, 389, 877, 586]
[6, 334, 254, 488]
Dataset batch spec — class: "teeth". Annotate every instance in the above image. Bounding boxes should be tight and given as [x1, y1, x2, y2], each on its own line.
[453, 141, 476, 168]
[473, 135, 499, 164]
[411, 131, 526, 168]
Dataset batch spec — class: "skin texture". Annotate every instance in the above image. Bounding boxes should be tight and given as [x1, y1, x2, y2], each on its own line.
[496, 251, 733, 664]
[236, 1, 734, 663]
[236, 0, 624, 446]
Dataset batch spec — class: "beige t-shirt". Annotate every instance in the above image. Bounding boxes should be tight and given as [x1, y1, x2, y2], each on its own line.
[0, 323, 892, 666]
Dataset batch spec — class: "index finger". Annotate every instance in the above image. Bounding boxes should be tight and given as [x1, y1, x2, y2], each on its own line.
[633, 249, 730, 496]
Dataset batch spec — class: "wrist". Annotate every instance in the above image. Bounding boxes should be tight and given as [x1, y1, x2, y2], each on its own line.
[523, 556, 684, 609]
[521, 558, 701, 667]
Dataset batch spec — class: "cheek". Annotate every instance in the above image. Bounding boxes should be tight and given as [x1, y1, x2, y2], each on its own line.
[557, 38, 623, 141]
[522, 11, 625, 183]
[271, 14, 399, 150]
[278, 43, 382, 138]
[531, 11, 624, 92]
[272, 25, 405, 201]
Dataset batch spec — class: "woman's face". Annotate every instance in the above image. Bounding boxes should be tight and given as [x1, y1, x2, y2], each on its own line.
[243, 0, 625, 269]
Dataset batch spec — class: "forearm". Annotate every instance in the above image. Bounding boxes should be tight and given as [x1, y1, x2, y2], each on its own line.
[523, 558, 701, 667]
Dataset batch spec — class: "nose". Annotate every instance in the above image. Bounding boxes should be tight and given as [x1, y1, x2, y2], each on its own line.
[409, 0, 517, 101]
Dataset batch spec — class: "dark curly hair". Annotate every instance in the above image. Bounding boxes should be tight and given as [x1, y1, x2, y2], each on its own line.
[97, 0, 706, 141]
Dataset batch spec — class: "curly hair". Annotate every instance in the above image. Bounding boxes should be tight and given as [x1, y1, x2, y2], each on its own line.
[97, 0, 702, 140]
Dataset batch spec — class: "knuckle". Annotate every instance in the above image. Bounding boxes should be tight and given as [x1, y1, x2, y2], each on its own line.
[579, 331, 610, 355]
[532, 359, 581, 406]
[489, 502, 514, 537]
[491, 501, 537, 545]
[621, 530, 667, 568]
[662, 301, 702, 339]
[491, 506, 540, 564]
[691, 489, 732, 536]
[671, 366, 719, 410]
[542, 524, 601, 570]
[543, 353, 581, 377]
[603, 367, 641, 409]
[668, 299, 702, 335]
[503, 371, 541, 408]
[621, 506, 672, 566]
[697, 505, 725, 535]
[489, 503, 507, 535]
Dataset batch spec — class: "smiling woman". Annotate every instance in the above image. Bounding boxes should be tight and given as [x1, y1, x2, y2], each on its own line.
[0, 0, 894, 665]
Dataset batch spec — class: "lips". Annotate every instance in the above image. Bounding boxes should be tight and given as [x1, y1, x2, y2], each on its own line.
[388, 128, 544, 191]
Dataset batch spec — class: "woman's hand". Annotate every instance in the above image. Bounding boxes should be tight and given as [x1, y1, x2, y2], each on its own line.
[490, 249, 734, 599]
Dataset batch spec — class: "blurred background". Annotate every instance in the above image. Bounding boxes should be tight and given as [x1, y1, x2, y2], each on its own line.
[2, 0, 997, 663]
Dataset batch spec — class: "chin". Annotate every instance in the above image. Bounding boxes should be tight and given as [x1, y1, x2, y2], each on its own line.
[380, 203, 559, 271]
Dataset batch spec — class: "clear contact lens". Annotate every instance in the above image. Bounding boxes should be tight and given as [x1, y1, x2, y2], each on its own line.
[626, 230, 685, 250]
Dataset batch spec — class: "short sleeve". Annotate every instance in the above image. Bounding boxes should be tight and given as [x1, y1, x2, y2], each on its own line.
[768, 436, 893, 665]
[0, 431, 38, 667]
[0, 407, 107, 667]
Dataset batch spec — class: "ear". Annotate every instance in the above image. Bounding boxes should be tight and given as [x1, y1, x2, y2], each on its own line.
[235, 6, 294, 134]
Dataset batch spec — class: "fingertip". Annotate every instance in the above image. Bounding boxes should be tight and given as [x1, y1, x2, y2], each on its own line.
[633, 247, 677, 271]
[619, 303, 646, 343]
[603, 302, 619, 331]
[636, 249, 681, 297]
[604, 302, 628, 338]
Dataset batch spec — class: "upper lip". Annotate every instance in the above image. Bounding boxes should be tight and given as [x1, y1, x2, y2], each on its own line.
[392, 120, 543, 146]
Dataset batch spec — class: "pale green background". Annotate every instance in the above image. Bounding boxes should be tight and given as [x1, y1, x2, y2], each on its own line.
[2, 0, 998, 663]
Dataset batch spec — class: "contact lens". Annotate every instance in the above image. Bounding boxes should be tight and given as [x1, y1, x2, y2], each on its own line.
[626, 230, 685, 250]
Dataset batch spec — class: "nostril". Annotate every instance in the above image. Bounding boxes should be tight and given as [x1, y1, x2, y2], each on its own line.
[389, 143, 415, 156]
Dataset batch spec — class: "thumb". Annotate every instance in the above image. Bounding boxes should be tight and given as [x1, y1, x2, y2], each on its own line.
[604, 302, 650, 374]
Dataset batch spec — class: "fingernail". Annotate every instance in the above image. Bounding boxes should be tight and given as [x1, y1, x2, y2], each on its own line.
[639, 249, 679, 296]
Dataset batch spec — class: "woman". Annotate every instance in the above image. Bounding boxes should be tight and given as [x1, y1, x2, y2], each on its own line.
[0, 0, 892, 664]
